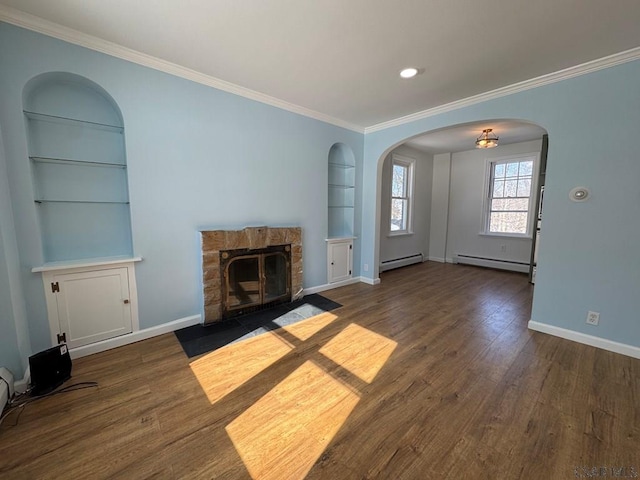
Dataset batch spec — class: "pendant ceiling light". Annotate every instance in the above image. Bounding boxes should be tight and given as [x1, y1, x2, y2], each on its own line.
[475, 128, 499, 149]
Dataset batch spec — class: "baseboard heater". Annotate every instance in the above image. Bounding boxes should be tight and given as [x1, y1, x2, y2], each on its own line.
[454, 254, 530, 273]
[380, 253, 424, 272]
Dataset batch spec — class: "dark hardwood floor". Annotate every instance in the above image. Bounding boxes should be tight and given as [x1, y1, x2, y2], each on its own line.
[1, 261, 639, 479]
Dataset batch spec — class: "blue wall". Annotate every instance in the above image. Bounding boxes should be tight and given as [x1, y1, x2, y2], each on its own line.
[0, 124, 31, 375]
[362, 61, 640, 349]
[0, 22, 363, 370]
[0, 125, 21, 375]
[2, 19, 639, 373]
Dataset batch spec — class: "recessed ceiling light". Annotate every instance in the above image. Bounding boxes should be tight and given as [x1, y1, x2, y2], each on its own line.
[400, 67, 418, 79]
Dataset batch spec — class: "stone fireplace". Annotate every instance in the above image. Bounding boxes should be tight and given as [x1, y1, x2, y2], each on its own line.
[201, 226, 303, 324]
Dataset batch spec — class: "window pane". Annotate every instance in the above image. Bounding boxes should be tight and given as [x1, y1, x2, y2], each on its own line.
[505, 162, 519, 177]
[504, 179, 518, 197]
[390, 198, 407, 231]
[519, 161, 533, 176]
[489, 212, 528, 234]
[493, 180, 504, 198]
[488, 157, 535, 235]
[491, 198, 529, 211]
[517, 178, 531, 197]
[392, 165, 406, 197]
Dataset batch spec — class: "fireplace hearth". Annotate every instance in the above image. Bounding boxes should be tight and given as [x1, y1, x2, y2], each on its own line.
[201, 226, 303, 324]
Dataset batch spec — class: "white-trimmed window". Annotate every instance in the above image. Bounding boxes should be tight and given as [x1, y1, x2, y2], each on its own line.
[484, 155, 537, 236]
[390, 155, 414, 234]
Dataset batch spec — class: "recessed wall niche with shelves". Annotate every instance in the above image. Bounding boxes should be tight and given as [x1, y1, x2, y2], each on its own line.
[24, 73, 133, 262]
[328, 143, 356, 238]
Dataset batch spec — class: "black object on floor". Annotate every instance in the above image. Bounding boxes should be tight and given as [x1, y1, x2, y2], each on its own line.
[174, 294, 342, 358]
[29, 344, 72, 396]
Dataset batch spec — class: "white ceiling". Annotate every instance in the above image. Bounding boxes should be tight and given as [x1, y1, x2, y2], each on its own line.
[405, 120, 547, 154]
[1, 0, 640, 131]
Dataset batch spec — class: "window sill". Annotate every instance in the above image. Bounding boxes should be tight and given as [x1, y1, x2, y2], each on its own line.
[388, 231, 414, 238]
[479, 232, 533, 240]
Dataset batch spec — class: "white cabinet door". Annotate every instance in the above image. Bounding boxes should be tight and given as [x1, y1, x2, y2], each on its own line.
[52, 268, 132, 349]
[328, 239, 353, 283]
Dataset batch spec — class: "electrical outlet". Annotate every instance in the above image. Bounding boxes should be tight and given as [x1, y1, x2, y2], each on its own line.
[586, 311, 600, 326]
[363, 264, 369, 272]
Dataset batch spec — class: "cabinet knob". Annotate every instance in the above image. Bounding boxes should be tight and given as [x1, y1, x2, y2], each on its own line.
[124, 299, 130, 304]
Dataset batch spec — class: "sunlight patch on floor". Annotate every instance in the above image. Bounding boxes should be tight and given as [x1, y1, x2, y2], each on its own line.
[319, 323, 398, 383]
[189, 311, 338, 404]
[225, 360, 360, 480]
[190, 312, 397, 478]
[189, 332, 293, 404]
[280, 311, 338, 341]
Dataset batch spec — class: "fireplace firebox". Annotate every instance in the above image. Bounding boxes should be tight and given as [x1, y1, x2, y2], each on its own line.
[221, 245, 291, 317]
[201, 226, 303, 324]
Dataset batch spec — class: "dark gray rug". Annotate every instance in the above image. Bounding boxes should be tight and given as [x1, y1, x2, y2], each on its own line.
[174, 294, 342, 358]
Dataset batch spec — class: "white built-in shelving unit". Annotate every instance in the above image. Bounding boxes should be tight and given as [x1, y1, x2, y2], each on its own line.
[24, 75, 132, 263]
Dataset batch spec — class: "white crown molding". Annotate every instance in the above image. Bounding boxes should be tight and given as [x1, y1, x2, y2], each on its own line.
[365, 46, 640, 134]
[0, 5, 364, 134]
[3, 4, 640, 136]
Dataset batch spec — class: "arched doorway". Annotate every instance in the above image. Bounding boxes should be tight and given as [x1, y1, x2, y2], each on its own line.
[375, 119, 548, 282]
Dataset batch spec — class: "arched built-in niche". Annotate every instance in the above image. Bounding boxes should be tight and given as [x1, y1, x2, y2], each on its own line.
[24, 73, 132, 262]
[327, 143, 356, 238]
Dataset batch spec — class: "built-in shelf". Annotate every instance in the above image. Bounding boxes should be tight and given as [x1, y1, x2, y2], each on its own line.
[328, 162, 355, 169]
[326, 236, 357, 241]
[25, 75, 133, 263]
[24, 110, 124, 133]
[32, 256, 142, 273]
[328, 146, 356, 238]
[30, 156, 126, 169]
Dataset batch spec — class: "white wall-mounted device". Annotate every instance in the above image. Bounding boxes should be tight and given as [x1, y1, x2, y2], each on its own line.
[569, 186, 590, 202]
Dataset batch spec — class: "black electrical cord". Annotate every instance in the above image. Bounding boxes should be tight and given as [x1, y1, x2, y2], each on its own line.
[0, 381, 99, 428]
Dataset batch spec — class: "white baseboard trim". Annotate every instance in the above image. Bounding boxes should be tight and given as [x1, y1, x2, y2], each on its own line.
[304, 275, 380, 294]
[427, 256, 446, 263]
[304, 277, 362, 295]
[69, 314, 202, 359]
[528, 320, 640, 360]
